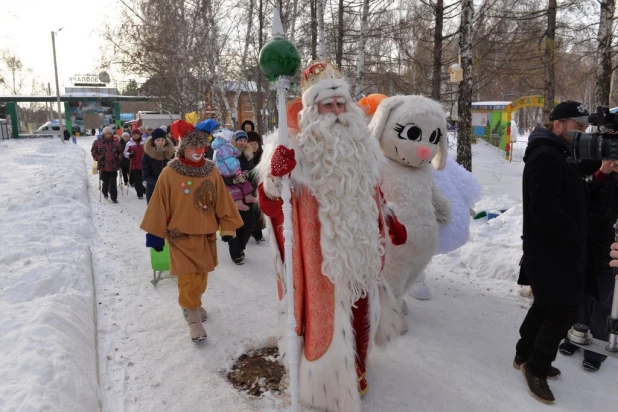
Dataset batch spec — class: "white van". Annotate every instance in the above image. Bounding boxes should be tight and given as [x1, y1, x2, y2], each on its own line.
[34, 121, 83, 136]
[34, 121, 63, 136]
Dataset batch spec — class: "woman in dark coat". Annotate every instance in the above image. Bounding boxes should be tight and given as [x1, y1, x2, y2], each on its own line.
[221, 136, 255, 264]
[247, 131, 265, 243]
[241, 120, 255, 133]
[119, 132, 131, 185]
[142, 128, 175, 203]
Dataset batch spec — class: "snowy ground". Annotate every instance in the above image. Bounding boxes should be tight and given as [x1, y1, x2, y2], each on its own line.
[0, 139, 98, 411]
[0, 136, 616, 412]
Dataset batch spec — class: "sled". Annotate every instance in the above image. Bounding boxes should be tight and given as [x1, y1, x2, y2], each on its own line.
[150, 246, 173, 286]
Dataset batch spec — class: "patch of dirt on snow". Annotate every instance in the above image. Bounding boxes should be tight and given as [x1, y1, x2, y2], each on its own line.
[227, 346, 285, 397]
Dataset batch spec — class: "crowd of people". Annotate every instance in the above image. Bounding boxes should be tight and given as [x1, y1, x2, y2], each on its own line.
[91, 119, 267, 264]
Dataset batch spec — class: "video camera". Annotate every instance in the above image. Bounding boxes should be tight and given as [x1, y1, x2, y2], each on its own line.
[569, 105, 618, 161]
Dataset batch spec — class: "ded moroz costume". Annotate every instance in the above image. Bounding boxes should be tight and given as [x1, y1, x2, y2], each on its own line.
[257, 60, 407, 412]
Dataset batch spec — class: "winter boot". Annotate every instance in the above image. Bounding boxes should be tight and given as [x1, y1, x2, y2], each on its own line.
[244, 194, 257, 204]
[513, 354, 561, 380]
[582, 358, 602, 372]
[409, 279, 432, 301]
[182, 308, 207, 342]
[235, 199, 250, 211]
[521, 362, 555, 404]
[559, 340, 579, 356]
[199, 306, 208, 322]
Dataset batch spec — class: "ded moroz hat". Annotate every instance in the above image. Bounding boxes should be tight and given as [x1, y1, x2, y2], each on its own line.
[300, 59, 351, 107]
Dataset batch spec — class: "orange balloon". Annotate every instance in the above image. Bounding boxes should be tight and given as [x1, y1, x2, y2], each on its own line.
[358, 94, 388, 116]
[286, 98, 303, 131]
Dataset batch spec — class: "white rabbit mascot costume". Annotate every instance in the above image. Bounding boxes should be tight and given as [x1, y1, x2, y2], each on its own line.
[363, 94, 480, 325]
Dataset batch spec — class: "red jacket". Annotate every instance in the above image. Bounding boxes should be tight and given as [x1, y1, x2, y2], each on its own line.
[124, 138, 145, 170]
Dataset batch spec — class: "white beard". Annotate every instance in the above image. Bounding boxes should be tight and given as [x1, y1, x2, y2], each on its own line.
[295, 103, 386, 305]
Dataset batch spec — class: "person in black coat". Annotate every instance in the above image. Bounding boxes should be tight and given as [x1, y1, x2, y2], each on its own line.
[241, 119, 255, 133]
[247, 131, 265, 243]
[142, 128, 175, 203]
[119, 132, 131, 185]
[558, 159, 618, 371]
[515, 101, 596, 404]
[221, 138, 255, 264]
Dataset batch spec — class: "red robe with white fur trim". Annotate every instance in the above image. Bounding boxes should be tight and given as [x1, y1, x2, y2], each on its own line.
[258, 182, 406, 410]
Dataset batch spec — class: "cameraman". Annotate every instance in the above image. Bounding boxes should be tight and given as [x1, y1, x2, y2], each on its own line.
[515, 101, 592, 404]
[558, 159, 618, 372]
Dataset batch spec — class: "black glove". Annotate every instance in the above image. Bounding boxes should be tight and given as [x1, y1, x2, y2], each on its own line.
[221, 235, 233, 242]
[153, 246, 164, 252]
[129, 153, 134, 158]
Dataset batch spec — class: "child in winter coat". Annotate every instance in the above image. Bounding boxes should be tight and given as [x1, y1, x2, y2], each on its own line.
[211, 129, 256, 211]
[142, 128, 176, 204]
[140, 131, 243, 342]
[124, 128, 146, 199]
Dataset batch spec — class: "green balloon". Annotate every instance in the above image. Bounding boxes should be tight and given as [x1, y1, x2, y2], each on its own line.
[259, 37, 301, 79]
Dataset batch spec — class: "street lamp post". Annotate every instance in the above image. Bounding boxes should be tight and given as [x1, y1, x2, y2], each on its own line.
[51, 28, 64, 143]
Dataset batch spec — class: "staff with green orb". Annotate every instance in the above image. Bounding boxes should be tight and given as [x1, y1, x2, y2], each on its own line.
[258, 8, 301, 411]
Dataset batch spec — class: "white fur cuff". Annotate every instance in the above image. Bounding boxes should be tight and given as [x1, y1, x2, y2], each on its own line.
[302, 78, 351, 107]
[262, 175, 282, 199]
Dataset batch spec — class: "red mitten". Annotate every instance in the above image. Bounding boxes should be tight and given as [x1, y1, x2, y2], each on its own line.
[258, 183, 283, 218]
[271, 145, 296, 177]
[386, 215, 407, 245]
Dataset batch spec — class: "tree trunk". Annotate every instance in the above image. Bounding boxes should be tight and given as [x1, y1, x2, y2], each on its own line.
[318, 0, 325, 58]
[456, 0, 474, 172]
[542, 0, 557, 124]
[431, 0, 444, 101]
[210, 83, 223, 122]
[232, 0, 254, 128]
[336, 0, 344, 67]
[596, 0, 615, 106]
[289, 0, 299, 43]
[311, 0, 318, 59]
[354, 0, 370, 100]
[257, 0, 265, 134]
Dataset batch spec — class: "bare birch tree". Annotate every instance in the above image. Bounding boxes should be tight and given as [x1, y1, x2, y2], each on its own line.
[542, 0, 557, 123]
[596, 0, 615, 106]
[457, 0, 474, 172]
[354, 0, 370, 100]
[431, 0, 444, 101]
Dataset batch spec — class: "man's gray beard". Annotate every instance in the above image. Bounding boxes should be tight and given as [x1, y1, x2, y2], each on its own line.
[294, 108, 385, 304]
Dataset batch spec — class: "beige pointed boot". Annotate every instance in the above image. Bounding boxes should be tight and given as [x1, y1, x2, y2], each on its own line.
[182, 308, 208, 342]
[199, 306, 208, 322]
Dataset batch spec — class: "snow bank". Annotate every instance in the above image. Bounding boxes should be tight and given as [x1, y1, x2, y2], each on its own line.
[0, 140, 99, 411]
[459, 202, 523, 281]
